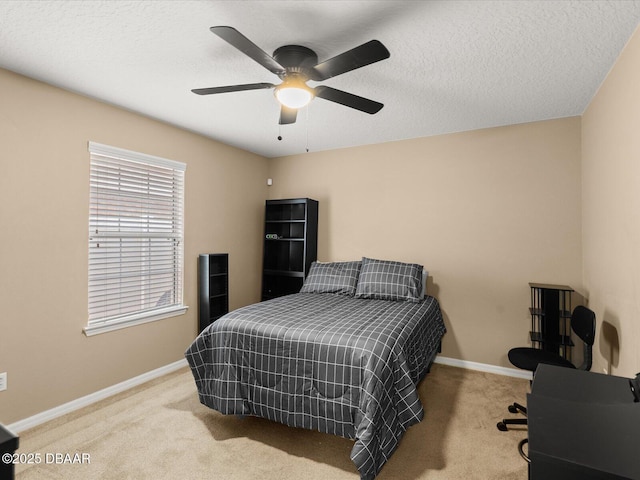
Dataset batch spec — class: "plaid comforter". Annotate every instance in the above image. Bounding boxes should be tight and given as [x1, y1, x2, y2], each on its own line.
[185, 292, 446, 479]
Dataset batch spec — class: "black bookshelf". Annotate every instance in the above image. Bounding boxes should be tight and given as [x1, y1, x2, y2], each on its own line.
[198, 253, 229, 332]
[262, 198, 318, 300]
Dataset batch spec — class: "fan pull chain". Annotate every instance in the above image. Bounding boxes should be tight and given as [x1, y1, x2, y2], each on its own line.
[305, 105, 310, 153]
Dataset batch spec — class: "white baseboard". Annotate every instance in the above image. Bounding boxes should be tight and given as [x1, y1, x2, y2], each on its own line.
[8, 358, 189, 434]
[434, 355, 533, 381]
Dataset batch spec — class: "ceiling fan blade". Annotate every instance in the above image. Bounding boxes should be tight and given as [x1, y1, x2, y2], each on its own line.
[279, 106, 298, 125]
[314, 86, 383, 114]
[191, 82, 274, 95]
[210, 26, 285, 75]
[309, 40, 390, 81]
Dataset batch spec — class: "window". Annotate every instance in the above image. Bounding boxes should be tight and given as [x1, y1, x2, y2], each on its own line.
[85, 142, 187, 336]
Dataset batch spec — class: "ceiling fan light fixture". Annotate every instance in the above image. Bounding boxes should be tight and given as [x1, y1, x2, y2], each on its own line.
[275, 77, 314, 109]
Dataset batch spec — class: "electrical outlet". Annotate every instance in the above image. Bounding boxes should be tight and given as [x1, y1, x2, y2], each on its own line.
[0, 372, 6, 392]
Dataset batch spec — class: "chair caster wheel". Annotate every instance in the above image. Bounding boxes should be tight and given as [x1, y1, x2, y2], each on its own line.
[508, 405, 518, 414]
[497, 422, 508, 432]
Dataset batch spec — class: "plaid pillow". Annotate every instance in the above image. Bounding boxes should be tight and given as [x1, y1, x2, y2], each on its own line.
[354, 257, 423, 302]
[300, 261, 362, 296]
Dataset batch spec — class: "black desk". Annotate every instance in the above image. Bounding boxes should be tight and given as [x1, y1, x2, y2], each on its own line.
[0, 424, 19, 480]
[527, 364, 640, 480]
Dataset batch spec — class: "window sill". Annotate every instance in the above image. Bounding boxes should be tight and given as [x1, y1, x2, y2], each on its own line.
[83, 305, 189, 337]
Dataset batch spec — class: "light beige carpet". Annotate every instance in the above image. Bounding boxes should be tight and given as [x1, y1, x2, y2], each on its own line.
[15, 363, 529, 479]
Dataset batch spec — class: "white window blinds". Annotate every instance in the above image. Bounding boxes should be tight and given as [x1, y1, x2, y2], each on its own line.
[86, 142, 187, 336]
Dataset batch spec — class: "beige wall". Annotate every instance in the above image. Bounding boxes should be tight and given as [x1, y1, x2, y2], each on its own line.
[267, 117, 583, 367]
[582, 25, 640, 377]
[0, 68, 267, 424]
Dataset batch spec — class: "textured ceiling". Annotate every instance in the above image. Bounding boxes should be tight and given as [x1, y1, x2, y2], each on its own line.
[1, 0, 639, 158]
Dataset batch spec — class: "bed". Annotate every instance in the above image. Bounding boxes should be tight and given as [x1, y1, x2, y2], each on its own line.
[185, 257, 446, 479]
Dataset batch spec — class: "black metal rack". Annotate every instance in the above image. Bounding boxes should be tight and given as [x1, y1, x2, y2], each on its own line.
[529, 283, 574, 360]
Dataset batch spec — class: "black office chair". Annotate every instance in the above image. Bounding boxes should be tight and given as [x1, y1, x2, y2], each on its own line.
[497, 305, 596, 431]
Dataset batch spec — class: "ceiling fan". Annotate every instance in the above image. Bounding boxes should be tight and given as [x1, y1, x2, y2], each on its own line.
[192, 26, 390, 125]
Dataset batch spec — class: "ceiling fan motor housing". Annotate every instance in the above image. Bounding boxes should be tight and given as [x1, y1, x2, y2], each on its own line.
[273, 45, 318, 78]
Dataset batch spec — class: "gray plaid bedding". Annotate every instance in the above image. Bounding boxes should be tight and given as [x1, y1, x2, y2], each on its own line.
[185, 292, 446, 479]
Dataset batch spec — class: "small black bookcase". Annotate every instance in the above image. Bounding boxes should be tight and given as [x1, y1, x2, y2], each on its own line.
[198, 253, 229, 332]
[262, 198, 318, 301]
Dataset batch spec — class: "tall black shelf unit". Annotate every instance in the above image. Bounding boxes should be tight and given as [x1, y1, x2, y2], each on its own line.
[198, 253, 229, 333]
[529, 283, 574, 360]
[262, 198, 318, 301]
